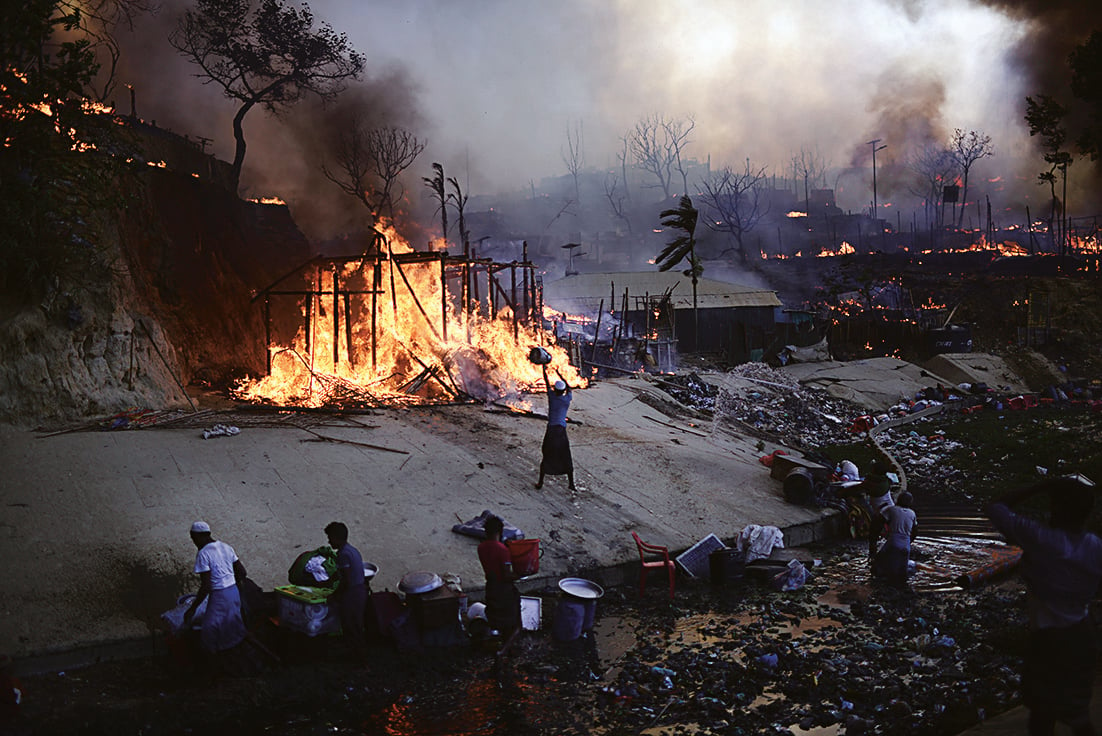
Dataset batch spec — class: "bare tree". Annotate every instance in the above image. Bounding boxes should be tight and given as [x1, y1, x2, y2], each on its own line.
[792, 146, 828, 211]
[617, 135, 632, 206]
[604, 171, 632, 235]
[322, 117, 425, 227]
[949, 129, 994, 227]
[562, 120, 584, 203]
[697, 160, 768, 263]
[171, 0, 364, 191]
[627, 113, 694, 199]
[422, 162, 448, 248]
[55, 0, 156, 102]
[905, 141, 958, 231]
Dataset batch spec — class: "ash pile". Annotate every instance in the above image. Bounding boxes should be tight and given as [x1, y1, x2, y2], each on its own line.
[658, 363, 866, 451]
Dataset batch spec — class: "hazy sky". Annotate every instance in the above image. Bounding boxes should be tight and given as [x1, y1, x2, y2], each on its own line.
[120, 0, 1099, 234]
[305, 0, 1032, 196]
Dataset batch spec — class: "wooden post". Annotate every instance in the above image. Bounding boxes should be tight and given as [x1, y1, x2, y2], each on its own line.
[372, 260, 380, 369]
[465, 258, 472, 343]
[591, 298, 604, 362]
[471, 261, 481, 314]
[440, 254, 448, 342]
[388, 244, 398, 324]
[343, 291, 353, 368]
[522, 241, 530, 322]
[304, 291, 312, 356]
[264, 295, 271, 375]
[511, 264, 518, 341]
[332, 267, 340, 367]
[489, 270, 497, 320]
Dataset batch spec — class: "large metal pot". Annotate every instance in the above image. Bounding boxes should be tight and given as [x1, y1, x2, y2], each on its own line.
[398, 571, 443, 595]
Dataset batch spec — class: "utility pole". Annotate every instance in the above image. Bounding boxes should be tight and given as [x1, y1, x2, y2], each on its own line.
[867, 139, 887, 219]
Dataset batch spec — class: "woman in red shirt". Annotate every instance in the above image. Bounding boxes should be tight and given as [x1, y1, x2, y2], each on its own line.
[478, 515, 522, 655]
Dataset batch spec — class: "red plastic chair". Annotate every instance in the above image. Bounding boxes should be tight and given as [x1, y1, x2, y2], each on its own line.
[632, 531, 676, 599]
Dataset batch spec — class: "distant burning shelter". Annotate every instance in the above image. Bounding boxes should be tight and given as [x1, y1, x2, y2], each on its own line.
[543, 271, 782, 366]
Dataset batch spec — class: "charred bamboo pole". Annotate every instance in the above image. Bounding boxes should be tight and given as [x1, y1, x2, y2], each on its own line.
[471, 262, 481, 315]
[264, 295, 271, 375]
[489, 271, 497, 320]
[371, 261, 380, 370]
[440, 254, 448, 342]
[522, 241, 530, 322]
[536, 270, 543, 328]
[511, 264, 518, 341]
[591, 298, 604, 362]
[465, 259, 472, 343]
[304, 291, 313, 357]
[332, 268, 339, 367]
[404, 346, 456, 398]
[343, 291, 353, 368]
[392, 257, 442, 341]
[387, 243, 398, 324]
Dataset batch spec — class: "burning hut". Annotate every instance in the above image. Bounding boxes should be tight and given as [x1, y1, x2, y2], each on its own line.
[238, 228, 581, 409]
[542, 271, 782, 369]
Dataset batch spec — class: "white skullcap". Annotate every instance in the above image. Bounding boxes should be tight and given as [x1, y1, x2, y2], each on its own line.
[190, 520, 211, 534]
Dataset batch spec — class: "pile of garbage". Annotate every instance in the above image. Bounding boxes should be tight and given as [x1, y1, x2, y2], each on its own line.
[587, 552, 1026, 735]
[709, 364, 865, 450]
[876, 423, 974, 501]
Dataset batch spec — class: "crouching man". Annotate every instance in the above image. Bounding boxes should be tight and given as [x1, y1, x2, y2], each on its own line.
[184, 521, 248, 665]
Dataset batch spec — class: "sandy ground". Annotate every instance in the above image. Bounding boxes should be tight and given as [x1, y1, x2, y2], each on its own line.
[0, 374, 843, 664]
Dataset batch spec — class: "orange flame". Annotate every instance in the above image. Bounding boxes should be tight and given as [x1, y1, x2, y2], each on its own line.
[235, 222, 584, 410]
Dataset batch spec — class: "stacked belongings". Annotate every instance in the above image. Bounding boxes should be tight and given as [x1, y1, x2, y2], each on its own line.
[276, 547, 340, 637]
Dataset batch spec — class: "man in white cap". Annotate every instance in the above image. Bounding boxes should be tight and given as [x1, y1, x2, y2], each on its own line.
[184, 521, 248, 662]
[535, 363, 575, 491]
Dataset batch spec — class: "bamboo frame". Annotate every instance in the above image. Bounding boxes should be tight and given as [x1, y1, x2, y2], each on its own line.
[254, 251, 541, 380]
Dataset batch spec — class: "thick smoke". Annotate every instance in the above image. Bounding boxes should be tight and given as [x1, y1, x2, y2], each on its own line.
[974, 0, 1102, 204]
[109, 0, 1099, 249]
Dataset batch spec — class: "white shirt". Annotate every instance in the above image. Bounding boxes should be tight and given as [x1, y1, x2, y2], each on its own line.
[194, 540, 239, 591]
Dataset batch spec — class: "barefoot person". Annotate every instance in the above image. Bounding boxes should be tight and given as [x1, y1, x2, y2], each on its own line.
[535, 363, 575, 491]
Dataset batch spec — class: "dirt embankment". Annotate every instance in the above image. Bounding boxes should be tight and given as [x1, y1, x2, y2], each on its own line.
[0, 170, 312, 427]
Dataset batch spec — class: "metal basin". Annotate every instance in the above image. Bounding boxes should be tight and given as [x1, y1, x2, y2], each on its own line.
[558, 577, 604, 600]
[399, 571, 443, 595]
[363, 562, 378, 581]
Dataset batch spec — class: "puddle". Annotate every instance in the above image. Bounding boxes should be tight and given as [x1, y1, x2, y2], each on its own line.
[664, 610, 842, 652]
[592, 614, 639, 681]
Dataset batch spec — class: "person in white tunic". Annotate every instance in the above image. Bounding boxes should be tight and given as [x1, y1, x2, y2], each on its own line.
[184, 521, 248, 655]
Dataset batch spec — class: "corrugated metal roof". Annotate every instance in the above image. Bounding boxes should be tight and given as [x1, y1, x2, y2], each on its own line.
[543, 271, 781, 312]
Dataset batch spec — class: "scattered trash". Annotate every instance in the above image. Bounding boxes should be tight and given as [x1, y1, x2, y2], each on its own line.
[770, 559, 808, 591]
[202, 424, 240, 439]
[736, 525, 784, 563]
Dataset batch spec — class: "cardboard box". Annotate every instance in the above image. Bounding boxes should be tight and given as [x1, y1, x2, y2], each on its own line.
[406, 587, 460, 630]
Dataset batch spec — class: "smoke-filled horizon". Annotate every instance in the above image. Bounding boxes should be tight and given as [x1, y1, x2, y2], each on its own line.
[115, 0, 1101, 241]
